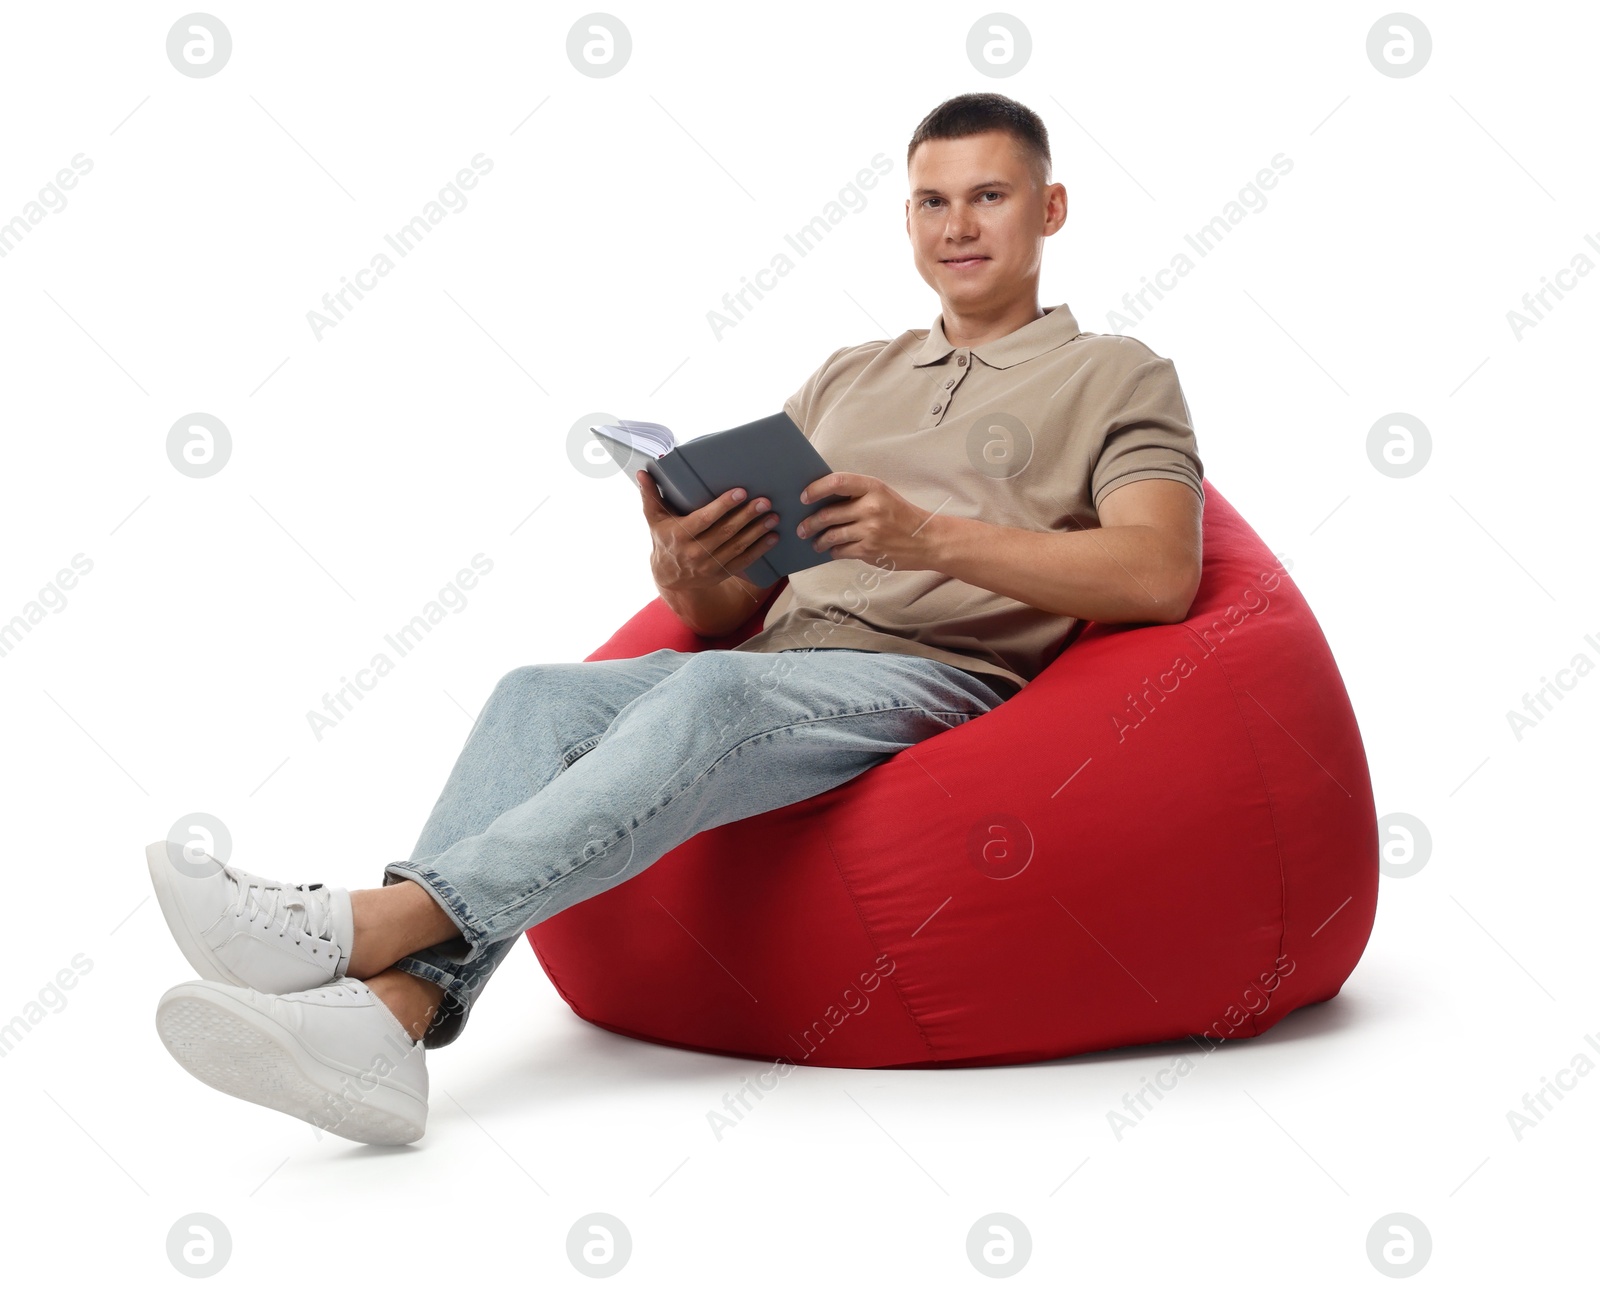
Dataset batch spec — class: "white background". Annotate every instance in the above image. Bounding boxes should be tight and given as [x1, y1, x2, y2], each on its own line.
[1, 1, 1595, 1286]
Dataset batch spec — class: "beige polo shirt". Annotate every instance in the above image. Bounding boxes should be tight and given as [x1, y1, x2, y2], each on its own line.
[730, 303, 1204, 696]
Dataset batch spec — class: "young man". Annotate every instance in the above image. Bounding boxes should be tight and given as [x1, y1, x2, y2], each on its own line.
[149, 92, 1204, 1144]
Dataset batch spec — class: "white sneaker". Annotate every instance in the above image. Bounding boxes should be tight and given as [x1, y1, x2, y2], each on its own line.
[145, 841, 354, 995]
[155, 977, 427, 1145]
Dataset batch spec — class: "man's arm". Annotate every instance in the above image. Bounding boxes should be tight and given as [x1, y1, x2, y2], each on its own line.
[637, 468, 784, 636]
[923, 478, 1203, 625]
[660, 571, 772, 638]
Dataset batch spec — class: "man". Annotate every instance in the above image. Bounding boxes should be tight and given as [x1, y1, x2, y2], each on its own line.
[148, 91, 1204, 1144]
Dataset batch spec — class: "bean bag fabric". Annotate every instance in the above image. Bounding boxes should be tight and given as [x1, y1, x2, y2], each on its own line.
[525, 481, 1378, 1068]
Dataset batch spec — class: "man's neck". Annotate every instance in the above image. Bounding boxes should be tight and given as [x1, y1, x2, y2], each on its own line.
[940, 296, 1046, 350]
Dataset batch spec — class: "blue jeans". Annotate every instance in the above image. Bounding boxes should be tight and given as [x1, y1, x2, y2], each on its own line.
[381, 646, 1017, 1048]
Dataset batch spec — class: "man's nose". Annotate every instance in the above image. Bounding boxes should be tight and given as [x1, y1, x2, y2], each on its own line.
[943, 206, 979, 240]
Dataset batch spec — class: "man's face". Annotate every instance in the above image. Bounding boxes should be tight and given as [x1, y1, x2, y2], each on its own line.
[905, 130, 1065, 311]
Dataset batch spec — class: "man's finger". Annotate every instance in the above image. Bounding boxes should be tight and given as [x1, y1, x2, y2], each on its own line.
[800, 471, 867, 504]
[686, 485, 755, 533]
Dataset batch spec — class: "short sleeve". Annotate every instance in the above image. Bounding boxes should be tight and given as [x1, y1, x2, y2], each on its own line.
[1090, 356, 1205, 511]
[783, 345, 853, 440]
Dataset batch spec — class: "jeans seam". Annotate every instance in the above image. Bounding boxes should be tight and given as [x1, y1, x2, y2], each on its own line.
[561, 734, 601, 767]
[480, 702, 982, 929]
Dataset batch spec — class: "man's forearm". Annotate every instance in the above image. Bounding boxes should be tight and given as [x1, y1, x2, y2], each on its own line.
[923, 514, 1191, 624]
[659, 574, 768, 637]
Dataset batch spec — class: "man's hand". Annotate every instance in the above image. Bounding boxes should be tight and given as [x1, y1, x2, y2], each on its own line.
[637, 470, 780, 594]
[794, 472, 938, 571]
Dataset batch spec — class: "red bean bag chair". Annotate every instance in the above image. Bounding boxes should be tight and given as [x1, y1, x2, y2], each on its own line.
[525, 481, 1378, 1067]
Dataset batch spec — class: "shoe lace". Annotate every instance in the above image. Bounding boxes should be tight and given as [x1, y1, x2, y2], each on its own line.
[297, 980, 365, 1004]
[225, 867, 331, 943]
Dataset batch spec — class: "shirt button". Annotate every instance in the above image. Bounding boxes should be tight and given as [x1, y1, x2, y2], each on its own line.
[956, 354, 968, 366]
[944, 377, 955, 388]
[931, 403, 943, 414]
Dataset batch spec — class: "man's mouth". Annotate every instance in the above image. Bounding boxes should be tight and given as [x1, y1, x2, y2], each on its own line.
[941, 256, 989, 270]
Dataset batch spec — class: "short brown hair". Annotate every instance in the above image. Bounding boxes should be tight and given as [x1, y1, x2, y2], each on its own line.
[906, 92, 1052, 189]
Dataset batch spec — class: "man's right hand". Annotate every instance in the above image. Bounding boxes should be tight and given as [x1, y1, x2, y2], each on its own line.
[637, 469, 782, 594]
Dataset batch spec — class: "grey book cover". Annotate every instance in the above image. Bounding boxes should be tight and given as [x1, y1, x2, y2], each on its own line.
[591, 410, 846, 588]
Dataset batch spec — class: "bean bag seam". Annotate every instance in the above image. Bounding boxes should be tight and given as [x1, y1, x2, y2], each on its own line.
[819, 828, 941, 1062]
[522, 929, 584, 1017]
[676, 705, 981, 809]
[1176, 623, 1288, 1041]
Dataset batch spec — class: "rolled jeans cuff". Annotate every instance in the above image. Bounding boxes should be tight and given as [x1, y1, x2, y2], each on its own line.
[382, 858, 490, 963]
[385, 954, 472, 1049]
[382, 859, 508, 1050]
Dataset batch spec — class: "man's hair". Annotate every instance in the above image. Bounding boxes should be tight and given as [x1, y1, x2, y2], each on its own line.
[906, 92, 1052, 190]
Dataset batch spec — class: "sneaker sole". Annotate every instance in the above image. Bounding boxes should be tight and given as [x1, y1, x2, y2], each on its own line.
[155, 982, 426, 1146]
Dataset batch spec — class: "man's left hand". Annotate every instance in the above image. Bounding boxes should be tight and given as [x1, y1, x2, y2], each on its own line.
[796, 472, 938, 571]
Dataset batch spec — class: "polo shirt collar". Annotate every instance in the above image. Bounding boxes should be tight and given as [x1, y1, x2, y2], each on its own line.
[912, 302, 1082, 370]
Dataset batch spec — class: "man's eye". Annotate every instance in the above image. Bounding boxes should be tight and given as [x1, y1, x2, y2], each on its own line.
[920, 193, 1000, 208]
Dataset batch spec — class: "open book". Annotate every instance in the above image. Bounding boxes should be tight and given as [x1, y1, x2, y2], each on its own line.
[590, 409, 844, 589]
